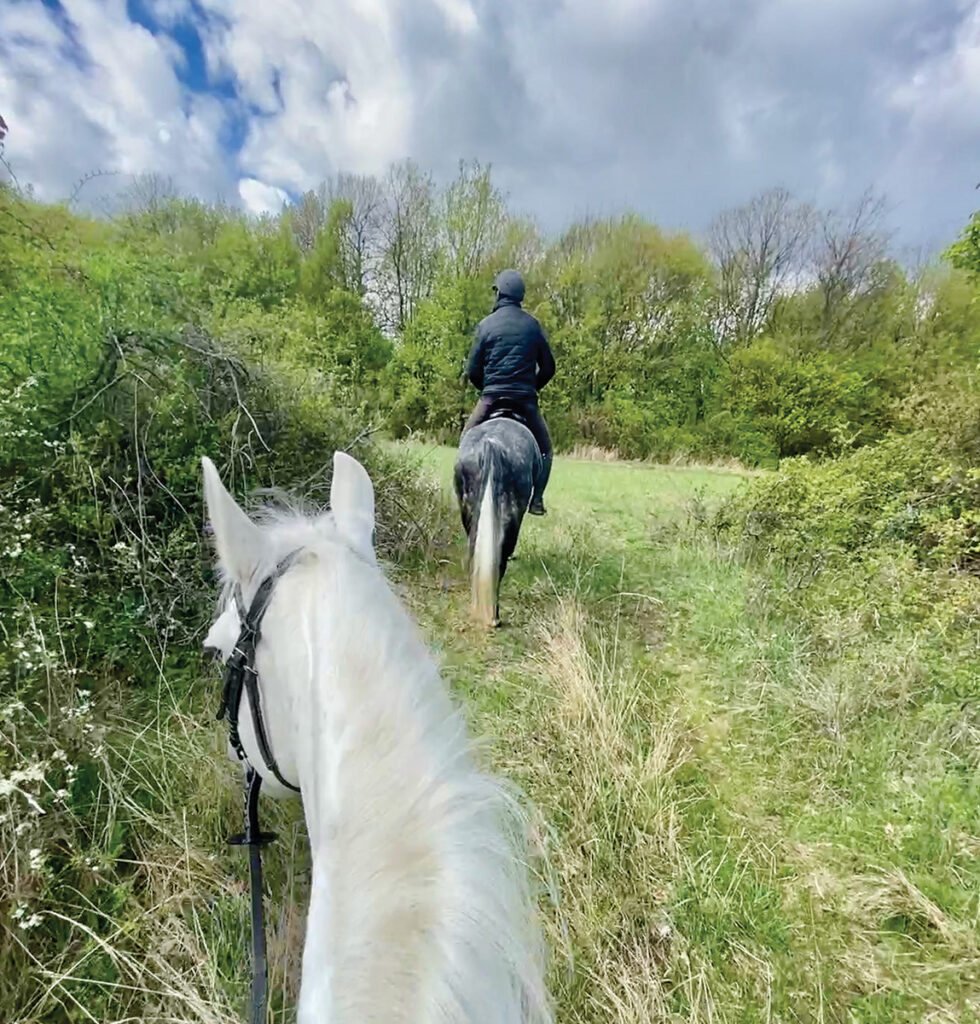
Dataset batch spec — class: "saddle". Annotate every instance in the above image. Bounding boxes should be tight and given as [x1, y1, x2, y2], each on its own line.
[485, 398, 529, 428]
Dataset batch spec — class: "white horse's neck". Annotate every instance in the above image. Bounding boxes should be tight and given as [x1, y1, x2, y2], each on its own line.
[260, 544, 549, 1024]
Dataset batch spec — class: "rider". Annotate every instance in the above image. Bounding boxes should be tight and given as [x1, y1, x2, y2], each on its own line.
[463, 269, 554, 515]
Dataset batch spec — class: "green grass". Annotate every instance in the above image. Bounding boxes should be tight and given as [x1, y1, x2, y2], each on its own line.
[5, 443, 978, 1023]
[387, 442, 980, 1024]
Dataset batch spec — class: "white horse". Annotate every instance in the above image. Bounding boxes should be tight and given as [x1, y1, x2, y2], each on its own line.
[201, 451, 551, 1024]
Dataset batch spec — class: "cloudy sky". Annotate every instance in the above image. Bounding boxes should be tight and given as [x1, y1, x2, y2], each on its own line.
[2, 0, 978, 254]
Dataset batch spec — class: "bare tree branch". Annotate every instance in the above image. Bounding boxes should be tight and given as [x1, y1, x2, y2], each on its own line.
[812, 188, 891, 342]
[707, 188, 814, 346]
[68, 169, 121, 209]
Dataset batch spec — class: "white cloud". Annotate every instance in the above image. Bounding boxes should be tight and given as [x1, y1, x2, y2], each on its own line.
[199, 0, 413, 188]
[889, 4, 980, 139]
[431, 0, 479, 35]
[1, 0, 978, 251]
[238, 177, 289, 215]
[479, 0, 980, 243]
[881, 2, 980, 246]
[0, 0, 233, 204]
[142, 0, 192, 29]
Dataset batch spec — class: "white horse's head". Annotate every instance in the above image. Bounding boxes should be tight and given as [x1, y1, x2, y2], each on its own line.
[201, 450, 376, 795]
[200, 450, 551, 1024]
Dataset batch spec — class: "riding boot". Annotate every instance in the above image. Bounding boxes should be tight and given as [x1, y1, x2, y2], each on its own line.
[529, 451, 552, 515]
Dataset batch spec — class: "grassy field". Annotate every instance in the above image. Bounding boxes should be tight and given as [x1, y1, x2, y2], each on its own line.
[5, 444, 977, 1023]
[385, 443, 980, 1024]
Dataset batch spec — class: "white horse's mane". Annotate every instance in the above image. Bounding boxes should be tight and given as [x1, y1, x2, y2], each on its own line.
[203, 454, 552, 1024]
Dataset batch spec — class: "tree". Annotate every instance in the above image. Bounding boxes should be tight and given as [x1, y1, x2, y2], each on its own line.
[377, 160, 440, 333]
[205, 216, 301, 310]
[945, 209, 980, 281]
[707, 187, 813, 346]
[121, 173, 179, 217]
[0, 112, 16, 191]
[328, 173, 384, 297]
[811, 188, 890, 343]
[289, 188, 327, 255]
[441, 160, 507, 279]
[537, 214, 716, 430]
[287, 175, 383, 296]
[383, 276, 486, 440]
[493, 217, 545, 279]
[301, 198, 357, 301]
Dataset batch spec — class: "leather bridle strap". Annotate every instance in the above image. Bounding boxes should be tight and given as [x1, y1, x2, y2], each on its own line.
[216, 549, 302, 792]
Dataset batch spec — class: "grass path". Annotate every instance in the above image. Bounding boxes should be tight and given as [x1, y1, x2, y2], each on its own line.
[5, 442, 976, 1023]
[387, 442, 980, 1024]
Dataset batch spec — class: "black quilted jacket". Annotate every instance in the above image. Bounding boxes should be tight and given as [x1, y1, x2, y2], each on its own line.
[465, 297, 556, 399]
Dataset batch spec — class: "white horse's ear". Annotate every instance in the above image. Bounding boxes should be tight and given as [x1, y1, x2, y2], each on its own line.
[202, 456, 263, 583]
[330, 451, 375, 561]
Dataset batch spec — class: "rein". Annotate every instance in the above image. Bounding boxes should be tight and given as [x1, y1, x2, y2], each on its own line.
[215, 549, 302, 1024]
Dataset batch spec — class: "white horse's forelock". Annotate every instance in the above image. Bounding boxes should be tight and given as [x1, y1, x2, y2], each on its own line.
[206, 492, 551, 1023]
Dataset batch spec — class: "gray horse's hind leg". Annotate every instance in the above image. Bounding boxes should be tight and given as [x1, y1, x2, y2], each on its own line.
[454, 462, 477, 537]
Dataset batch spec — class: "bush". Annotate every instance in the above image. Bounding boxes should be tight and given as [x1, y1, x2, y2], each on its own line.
[716, 432, 980, 573]
[208, 295, 392, 416]
[0, 194, 444, 1020]
[725, 340, 900, 458]
[701, 410, 779, 468]
[383, 276, 488, 442]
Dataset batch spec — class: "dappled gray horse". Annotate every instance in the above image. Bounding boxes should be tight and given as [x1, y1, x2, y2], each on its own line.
[454, 414, 543, 626]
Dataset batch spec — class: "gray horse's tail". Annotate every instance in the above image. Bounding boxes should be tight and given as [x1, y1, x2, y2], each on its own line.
[471, 443, 503, 626]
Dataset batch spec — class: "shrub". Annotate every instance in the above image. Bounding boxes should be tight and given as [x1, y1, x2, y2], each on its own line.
[383, 276, 488, 442]
[725, 340, 900, 458]
[0, 195, 446, 1019]
[716, 432, 980, 573]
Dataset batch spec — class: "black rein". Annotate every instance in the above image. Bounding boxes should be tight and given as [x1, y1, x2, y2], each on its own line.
[214, 549, 302, 1024]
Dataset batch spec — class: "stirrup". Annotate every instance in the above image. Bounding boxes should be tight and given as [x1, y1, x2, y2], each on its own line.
[529, 499, 546, 516]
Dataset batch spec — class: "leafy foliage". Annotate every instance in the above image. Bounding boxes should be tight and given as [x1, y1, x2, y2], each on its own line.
[384, 276, 489, 442]
[0, 188, 447, 1021]
[2, 164, 979, 1022]
[946, 209, 980, 280]
[717, 432, 980, 574]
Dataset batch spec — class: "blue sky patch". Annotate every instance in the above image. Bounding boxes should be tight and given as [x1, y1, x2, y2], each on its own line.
[125, 0, 237, 100]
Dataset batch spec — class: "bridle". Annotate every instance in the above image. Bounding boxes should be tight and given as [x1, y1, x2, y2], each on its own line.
[216, 549, 303, 794]
[213, 548, 302, 1024]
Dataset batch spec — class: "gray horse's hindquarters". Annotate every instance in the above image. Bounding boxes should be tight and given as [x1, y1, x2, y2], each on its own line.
[455, 418, 541, 520]
[454, 418, 541, 581]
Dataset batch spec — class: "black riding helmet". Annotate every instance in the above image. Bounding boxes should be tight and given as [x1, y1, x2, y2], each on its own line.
[493, 269, 525, 303]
